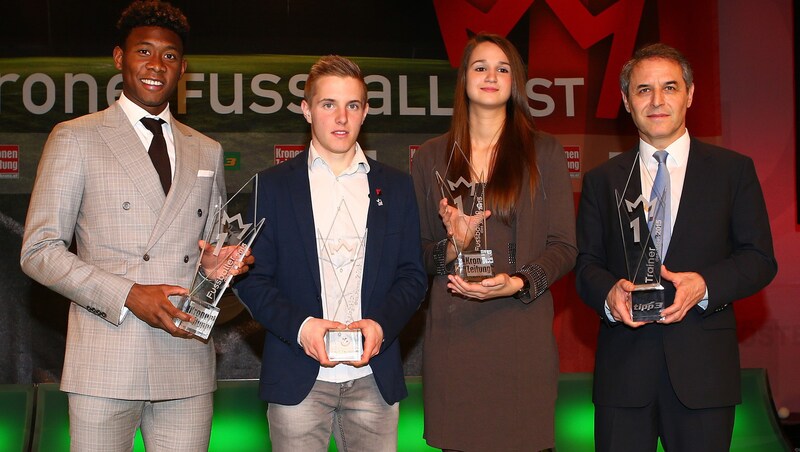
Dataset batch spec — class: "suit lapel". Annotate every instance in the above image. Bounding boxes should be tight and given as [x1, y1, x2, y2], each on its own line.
[145, 121, 200, 248]
[99, 104, 166, 216]
[669, 139, 711, 258]
[361, 161, 387, 312]
[613, 148, 643, 206]
[288, 153, 322, 295]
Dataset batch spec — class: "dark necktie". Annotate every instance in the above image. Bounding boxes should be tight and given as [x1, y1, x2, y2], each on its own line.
[649, 150, 671, 259]
[141, 117, 171, 194]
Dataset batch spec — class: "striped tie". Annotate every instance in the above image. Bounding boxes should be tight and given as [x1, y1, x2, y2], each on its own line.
[649, 150, 671, 260]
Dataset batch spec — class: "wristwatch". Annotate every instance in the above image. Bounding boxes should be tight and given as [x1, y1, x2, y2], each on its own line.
[510, 272, 530, 299]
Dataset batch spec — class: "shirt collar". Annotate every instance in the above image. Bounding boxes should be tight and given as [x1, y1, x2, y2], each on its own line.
[638, 129, 690, 168]
[117, 92, 173, 128]
[307, 141, 371, 176]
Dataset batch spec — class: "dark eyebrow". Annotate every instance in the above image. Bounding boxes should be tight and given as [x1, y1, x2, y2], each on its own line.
[130, 41, 182, 53]
[635, 80, 679, 90]
[470, 58, 510, 66]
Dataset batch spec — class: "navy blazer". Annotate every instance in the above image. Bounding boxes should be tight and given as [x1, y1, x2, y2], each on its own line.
[576, 138, 777, 409]
[235, 151, 427, 405]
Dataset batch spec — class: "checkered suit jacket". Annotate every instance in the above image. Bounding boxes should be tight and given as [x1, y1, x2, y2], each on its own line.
[21, 102, 225, 400]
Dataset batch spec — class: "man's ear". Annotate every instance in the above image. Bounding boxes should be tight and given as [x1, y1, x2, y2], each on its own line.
[113, 46, 124, 71]
[301, 100, 311, 123]
[621, 90, 631, 113]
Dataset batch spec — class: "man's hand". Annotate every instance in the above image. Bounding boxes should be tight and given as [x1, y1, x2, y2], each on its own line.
[125, 283, 194, 338]
[606, 279, 648, 328]
[299, 318, 346, 367]
[344, 319, 384, 368]
[658, 265, 706, 324]
[199, 240, 255, 280]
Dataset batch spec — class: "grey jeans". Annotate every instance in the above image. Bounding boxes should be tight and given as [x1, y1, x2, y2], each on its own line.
[267, 374, 399, 452]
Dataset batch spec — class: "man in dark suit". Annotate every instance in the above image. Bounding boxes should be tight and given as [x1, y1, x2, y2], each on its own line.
[234, 55, 426, 451]
[576, 43, 777, 451]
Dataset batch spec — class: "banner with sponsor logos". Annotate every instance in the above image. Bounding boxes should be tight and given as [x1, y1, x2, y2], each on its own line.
[1, 0, 721, 191]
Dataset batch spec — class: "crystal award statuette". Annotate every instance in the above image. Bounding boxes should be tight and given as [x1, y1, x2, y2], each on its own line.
[174, 175, 265, 339]
[452, 179, 493, 282]
[616, 172, 666, 322]
[318, 200, 366, 361]
[435, 141, 494, 282]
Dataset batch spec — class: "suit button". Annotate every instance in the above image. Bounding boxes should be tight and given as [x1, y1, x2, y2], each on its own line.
[122, 202, 131, 210]
[197, 209, 203, 217]
[143, 254, 150, 261]
[184, 255, 190, 263]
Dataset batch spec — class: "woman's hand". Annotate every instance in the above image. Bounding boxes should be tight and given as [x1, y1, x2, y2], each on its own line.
[438, 198, 491, 254]
[446, 272, 523, 301]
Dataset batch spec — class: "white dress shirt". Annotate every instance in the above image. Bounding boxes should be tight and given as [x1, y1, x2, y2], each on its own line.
[117, 92, 177, 180]
[305, 141, 373, 383]
[637, 129, 690, 236]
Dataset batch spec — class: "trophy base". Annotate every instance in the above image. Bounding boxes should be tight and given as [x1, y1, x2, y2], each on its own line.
[325, 328, 363, 362]
[631, 289, 665, 322]
[173, 295, 219, 340]
[631, 283, 664, 291]
[454, 251, 494, 283]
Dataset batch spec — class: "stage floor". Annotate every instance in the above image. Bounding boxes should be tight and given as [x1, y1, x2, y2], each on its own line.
[2, 369, 789, 451]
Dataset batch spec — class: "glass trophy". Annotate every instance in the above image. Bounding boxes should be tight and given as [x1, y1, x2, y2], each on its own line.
[174, 175, 265, 340]
[318, 200, 367, 361]
[616, 187, 665, 322]
[435, 141, 494, 282]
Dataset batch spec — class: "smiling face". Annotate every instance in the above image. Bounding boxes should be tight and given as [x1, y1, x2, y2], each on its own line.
[113, 25, 187, 116]
[301, 75, 368, 161]
[465, 41, 512, 110]
[622, 57, 694, 149]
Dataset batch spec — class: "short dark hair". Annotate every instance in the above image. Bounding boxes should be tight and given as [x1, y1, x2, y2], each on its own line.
[619, 43, 693, 96]
[304, 55, 367, 104]
[116, 0, 190, 49]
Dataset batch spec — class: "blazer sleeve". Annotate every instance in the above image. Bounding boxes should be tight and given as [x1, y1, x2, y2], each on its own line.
[411, 137, 451, 276]
[697, 155, 777, 312]
[575, 165, 622, 320]
[20, 123, 134, 325]
[515, 134, 577, 302]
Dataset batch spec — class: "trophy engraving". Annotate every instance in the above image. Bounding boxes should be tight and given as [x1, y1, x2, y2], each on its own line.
[436, 142, 494, 282]
[174, 175, 265, 339]
[616, 161, 667, 322]
[318, 200, 366, 361]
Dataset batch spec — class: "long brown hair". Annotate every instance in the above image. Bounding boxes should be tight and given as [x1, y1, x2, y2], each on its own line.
[446, 32, 539, 224]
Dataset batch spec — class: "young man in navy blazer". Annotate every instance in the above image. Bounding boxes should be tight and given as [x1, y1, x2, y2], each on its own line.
[235, 55, 426, 451]
[576, 44, 777, 451]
